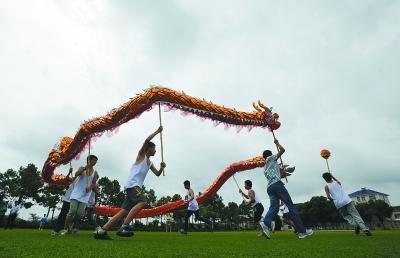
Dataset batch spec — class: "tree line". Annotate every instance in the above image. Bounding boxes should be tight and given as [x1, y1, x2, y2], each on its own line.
[0, 163, 394, 229]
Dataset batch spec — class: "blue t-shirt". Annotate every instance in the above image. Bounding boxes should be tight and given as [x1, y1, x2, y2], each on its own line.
[263, 154, 281, 187]
[40, 217, 47, 223]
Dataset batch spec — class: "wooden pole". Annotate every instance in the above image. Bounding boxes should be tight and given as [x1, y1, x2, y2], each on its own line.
[158, 103, 165, 176]
[271, 130, 288, 183]
[233, 175, 246, 201]
[325, 159, 331, 173]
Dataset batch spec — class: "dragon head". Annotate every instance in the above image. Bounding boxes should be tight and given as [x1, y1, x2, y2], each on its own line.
[252, 100, 281, 130]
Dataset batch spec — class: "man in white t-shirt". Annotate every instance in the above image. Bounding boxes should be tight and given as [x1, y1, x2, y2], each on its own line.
[322, 172, 372, 236]
[95, 126, 166, 240]
[180, 180, 212, 234]
[239, 180, 264, 234]
[39, 214, 48, 230]
[4, 201, 21, 229]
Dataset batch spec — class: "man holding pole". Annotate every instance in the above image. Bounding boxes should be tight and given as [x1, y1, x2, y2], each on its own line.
[94, 126, 166, 240]
[322, 172, 372, 236]
[239, 180, 264, 234]
[259, 139, 313, 239]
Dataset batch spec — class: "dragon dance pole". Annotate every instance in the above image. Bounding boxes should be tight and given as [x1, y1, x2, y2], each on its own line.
[158, 103, 165, 176]
[233, 175, 246, 201]
[271, 130, 288, 183]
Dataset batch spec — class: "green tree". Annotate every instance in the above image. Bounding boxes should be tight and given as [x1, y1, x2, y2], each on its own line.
[38, 185, 65, 219]
[0, 169, 20, 199]
[97, 177, 124, 206]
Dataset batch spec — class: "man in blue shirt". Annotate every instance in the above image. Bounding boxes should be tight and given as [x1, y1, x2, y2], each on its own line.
[259, 139, 313, 239]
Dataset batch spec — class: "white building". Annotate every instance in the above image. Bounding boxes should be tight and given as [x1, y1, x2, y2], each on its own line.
[349, 187, 390, 205]
[391, 206, 400, 221]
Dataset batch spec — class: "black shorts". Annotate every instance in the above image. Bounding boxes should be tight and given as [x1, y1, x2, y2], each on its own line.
[282, 213, 290, 220]
[253, 203, 264, 223]
[121, 186, 146, 211]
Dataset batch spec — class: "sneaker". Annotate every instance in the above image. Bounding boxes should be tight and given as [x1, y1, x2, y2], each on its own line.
[126, 225, 135, 232]
[179, 229, 187, 234]
[94, 230, 113, 240]
[71, 229, 79, 234]
[259, 222, 270, 239]
[257, 232, 263, 237]
[51, 230, 59, 236]
[355, 226, 360, 235]
[298, 229, 313, 239]
[94, 226, 101, 234]
[286, 166, 295, 173]
[364, 230, 372, 236]
[116, 226, 134, 237]
[59, 229, 71, 236]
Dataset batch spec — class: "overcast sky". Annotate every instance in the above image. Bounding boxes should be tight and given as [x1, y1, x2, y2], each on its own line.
[1, 0, 399, 219]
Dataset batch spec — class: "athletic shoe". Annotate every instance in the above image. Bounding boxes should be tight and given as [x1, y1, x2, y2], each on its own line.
[116, 226, 134, 237]
[257, 232, 263, 237]
[179, 229, 187, 235]
[259, 222, 270, 239]
[286, 166, 295, 173]
[126, 225, 135, 232]
[51, 230, 59, 236]
[355, 226, 360, 235]
[364, 230, 372, 236]
[94, 230, 113, 240]
[59, 229, 71, 236]
[298, 229, 313, 239]
[71, 229, 79, 234]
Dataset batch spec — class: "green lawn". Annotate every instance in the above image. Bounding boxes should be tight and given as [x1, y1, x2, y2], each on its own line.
[0, 229, 399, 257]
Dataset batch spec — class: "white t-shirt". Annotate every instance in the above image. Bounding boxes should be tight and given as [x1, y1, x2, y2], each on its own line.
[187, 188, 199, 211]
[327, 181, 352, 209]
[87, 191, 96, 207]
[70, 170, 97, 204]
[63, 183, 75, 202]
[280, 203, 289, 214]
[10, 203, 21, 214]
[125, 156, 153, 190]
[249, 190, 261, 208]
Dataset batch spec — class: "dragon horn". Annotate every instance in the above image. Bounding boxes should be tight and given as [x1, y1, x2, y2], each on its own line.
[252, 102, 263, 112]
[258, 100, 271, 112]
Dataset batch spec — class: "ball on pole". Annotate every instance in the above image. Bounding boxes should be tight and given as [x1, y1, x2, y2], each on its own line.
[320, 149, 331, 159]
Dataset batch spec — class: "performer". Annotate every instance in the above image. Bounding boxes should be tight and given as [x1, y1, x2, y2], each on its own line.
[259, 139, 313, 239]
[239, 180, 264, 234]
[95, 126, 166, 240]
[61, 155, 99, 235]
[322, 172, 372, 236]
[180, 180, 213, 234]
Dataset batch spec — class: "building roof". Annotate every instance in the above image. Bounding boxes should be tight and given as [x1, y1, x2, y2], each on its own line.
[349, 188, 389, 197]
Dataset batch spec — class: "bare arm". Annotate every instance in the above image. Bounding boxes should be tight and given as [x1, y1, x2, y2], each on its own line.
[331, 174, 341, 185]
[150, 162, 166, 177]
[324, 185, 333, 201]
[239, 189, 249, 199]
[66, 167, 73, 178]
[74, 166, 86, 177]
[137, 126, 163, 158]
[274, 139, 285, 159]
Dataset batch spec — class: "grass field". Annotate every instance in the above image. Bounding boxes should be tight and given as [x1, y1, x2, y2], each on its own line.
[0, 229, 399, 257]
